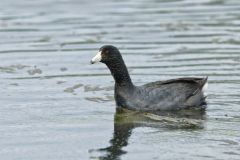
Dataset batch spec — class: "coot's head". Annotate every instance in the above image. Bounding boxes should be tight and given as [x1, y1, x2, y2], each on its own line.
[91, 45, 122, 64]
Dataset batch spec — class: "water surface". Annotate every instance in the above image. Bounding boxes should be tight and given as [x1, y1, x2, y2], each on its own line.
[0, 0, 240, 159]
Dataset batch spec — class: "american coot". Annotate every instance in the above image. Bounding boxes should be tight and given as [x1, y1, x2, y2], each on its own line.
[91, 45, 208, 111]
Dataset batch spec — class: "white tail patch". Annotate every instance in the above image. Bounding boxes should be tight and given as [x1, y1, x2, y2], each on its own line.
[202, 81, 208, 97]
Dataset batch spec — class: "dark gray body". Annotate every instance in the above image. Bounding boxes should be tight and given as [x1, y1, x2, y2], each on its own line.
[92, 45, 208, 112]
[115, 77, 207, 111]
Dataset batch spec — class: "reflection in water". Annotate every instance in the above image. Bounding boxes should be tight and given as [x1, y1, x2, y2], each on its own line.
[92, 109, 206, 160]
[96, 121, 134, 160]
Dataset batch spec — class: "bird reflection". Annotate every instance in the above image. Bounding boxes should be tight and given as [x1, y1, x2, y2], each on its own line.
[91, 108, 206, 160]
[95, 121, 134, 160]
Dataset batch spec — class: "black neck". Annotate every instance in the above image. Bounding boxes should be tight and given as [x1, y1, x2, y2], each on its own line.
[105, 58, 133, 88]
